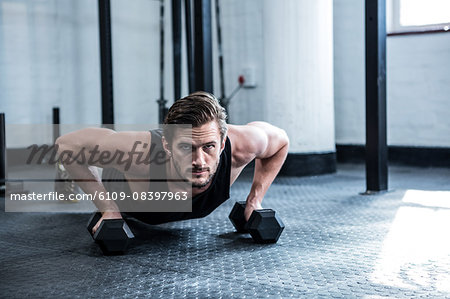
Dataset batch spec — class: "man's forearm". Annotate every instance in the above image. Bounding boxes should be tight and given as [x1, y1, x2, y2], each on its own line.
[55, 129, 122, 213]
[247, 143, 289, 204]
[63, 163, 121, 213]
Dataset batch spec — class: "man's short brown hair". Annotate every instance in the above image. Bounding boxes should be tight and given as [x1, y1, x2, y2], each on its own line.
[163, 91, 228, 143]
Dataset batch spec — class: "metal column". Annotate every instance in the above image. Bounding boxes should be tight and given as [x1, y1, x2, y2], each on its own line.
[0, 113, 5, 189]
[185, 0, 195, 93]
[193, 0, 213, 93]
[157, 0, 168, 123]
[215, 0, 225, 104]
[98, 0, 115, 125]
[365, 0, 388, 192]
[52, 107, 60, 144]
[172, 0, 182, 101]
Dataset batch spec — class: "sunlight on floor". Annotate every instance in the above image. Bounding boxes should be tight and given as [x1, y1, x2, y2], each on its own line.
[370, 190, 450, 292]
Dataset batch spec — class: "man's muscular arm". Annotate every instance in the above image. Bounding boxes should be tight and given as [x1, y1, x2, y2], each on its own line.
[229, 121, 289, 221]
[55, 128, 151, 232]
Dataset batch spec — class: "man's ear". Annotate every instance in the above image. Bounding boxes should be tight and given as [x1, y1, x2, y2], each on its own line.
[220, 135, 227, 152]
[162, 136, 172, 157]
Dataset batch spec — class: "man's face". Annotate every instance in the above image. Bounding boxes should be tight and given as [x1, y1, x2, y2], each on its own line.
[169, 121, 225, 189]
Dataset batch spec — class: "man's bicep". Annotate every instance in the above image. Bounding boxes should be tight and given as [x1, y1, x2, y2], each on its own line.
[57, 128, 151, 175]
[56, 127, 114, 159]
[247, 122, 289, 159]
[95, 131, 151, 175]
[229, 124, 267, 166]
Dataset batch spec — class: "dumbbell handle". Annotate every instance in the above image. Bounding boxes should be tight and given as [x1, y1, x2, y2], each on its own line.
[87, 212, 102, 238]
[86, 212, 134, 240]
[253, 208, 274, 213]
[93, 218, 132, 240]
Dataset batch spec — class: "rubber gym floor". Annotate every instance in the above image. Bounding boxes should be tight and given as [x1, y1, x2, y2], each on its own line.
[1, 163, 450, 298]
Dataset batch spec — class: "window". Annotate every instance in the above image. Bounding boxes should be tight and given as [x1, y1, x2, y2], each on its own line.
[387, 0, 450, 35]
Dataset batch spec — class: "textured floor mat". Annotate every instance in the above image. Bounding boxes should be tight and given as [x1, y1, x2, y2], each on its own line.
[1, 164, 450, 298]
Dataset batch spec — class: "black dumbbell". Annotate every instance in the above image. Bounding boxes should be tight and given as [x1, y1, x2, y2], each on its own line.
[228, 201, 248, 233]
[228, 201, 285, 243]
[86, 212, 135, 255]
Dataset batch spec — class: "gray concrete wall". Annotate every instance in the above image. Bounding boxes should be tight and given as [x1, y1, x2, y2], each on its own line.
[334, 0, 450, 147]
[5, 0, 448, 150]
[0, 0, 101, 126]
[1, 0, 335, 155]
[0, 0, 173, 129]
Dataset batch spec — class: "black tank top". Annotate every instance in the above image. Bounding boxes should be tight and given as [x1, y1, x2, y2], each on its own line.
[124, 129, 232, 224]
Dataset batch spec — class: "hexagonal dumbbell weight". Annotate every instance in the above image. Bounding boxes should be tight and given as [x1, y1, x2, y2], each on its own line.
[228, 201, 248, 233]
[228, 201, 285, 243]
[245, 209, 285, 243]
[87, 212, 135, 255]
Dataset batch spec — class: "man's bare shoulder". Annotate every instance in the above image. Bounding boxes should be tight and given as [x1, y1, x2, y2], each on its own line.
[63, 128, 152, 175]
[103, 130, 152, 175]
[64, 127, 151, 147]
[227, 123, 268, 167]
[101, 129, 151, 148]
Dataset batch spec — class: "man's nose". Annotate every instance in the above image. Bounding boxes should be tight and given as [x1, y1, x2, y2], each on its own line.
[192, 148, 205, 166]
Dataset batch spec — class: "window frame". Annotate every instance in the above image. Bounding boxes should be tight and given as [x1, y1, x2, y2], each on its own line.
[387, 0, 450, 36]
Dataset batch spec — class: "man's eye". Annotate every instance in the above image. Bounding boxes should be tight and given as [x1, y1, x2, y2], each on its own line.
[204, 145, 214, 150]
[179, 145, 191, 151]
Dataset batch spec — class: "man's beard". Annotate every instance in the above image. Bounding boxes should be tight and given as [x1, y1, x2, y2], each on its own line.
[191, 170, 214, 188]
[172, 158, 219, 189]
